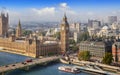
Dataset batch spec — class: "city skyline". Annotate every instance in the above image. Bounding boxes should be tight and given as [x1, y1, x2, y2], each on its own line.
[0, 0, 120, 24]
[0, 1, 120, 75]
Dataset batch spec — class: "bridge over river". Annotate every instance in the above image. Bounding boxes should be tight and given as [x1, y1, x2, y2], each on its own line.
[0, 56, 60, 75]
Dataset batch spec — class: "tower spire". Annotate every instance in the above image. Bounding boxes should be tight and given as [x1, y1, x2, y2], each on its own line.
[60, 13, 69, 54]
[18, 19, 21, 26]
[62, 12, 68, 25]
[63, 12, 67, 21]
[16, 19, 22, 37]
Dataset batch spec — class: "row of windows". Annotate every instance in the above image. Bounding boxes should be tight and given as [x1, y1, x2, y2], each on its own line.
[0, 42, 26, 50]
[80, 47, 104, 50]
[80, 50, 105, 57]
[80, 44, 104, 47]
[79, 45, 106, 57]
[39, 47, 58, 56]
[80, 45, 104, 48]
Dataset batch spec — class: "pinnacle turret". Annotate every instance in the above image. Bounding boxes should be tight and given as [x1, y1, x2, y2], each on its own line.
[18, 20, 21, 28]
[16, 20, 22, 37]
[63, 13, 67, 21]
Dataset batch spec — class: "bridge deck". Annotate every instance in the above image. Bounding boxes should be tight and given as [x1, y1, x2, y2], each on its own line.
[0, 56, 60, 73]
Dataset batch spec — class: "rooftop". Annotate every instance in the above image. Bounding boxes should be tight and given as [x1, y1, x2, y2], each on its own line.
[80, 41, 113, 46]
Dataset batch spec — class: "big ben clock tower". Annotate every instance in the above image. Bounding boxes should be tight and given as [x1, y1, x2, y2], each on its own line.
[60, 14, 69, 54]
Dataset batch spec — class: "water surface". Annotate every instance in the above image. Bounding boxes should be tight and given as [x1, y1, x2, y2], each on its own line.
[0, 52, 92, 75]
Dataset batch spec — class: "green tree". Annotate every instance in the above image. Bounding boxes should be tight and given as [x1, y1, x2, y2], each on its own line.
[78, 51, 91, 61]
[69, 39, 76, 45]
[22, 30, 32, 36]
[69, 46, 79, 52]
[78, 31, 90, 42]
[102, 52, 113, 65]
[41, 31, 46, 36]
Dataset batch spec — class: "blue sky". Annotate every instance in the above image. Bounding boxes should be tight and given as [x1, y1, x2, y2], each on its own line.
[0, 0, 120, 23]
[0, 0, 120, 10]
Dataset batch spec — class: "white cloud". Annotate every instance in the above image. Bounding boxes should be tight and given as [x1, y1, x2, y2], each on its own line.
[29, 7, 58, 22]
[59, 3, 77, 16]
[7, 2, 119, 24]
[7, 10, 21, 24]
[8, 3, 79, 24]
[8, 7, 57, 24]
[60, 3, 68, 8]
[59, 2, 70, 12]
[31, 7, 55, 15]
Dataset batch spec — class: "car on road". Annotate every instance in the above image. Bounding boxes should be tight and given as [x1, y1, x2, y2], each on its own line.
[12, 64, 15, 66]
[5, 65, 9, 67]
[26, 59, 32, 63]
[21, 62, 27, 65]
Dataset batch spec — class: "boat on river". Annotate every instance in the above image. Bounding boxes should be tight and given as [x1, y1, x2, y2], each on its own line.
[58, 65, 80, 73]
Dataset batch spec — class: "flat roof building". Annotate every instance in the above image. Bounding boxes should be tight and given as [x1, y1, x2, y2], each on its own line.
[79, 41, 112, 59]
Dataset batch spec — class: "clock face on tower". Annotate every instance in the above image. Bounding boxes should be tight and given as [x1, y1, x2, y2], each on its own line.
[62, 26, 64, 30]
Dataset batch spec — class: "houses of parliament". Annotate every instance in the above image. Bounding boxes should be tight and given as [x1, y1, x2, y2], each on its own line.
[0, 12, 69, 58]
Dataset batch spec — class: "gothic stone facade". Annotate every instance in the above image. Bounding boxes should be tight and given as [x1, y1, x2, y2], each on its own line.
[16, 20, 22, 37]
[0, 13, 8, 37]
[0, 36, 60, 58]
[60, 14, 69, 54]
[0, 13, 69, 58]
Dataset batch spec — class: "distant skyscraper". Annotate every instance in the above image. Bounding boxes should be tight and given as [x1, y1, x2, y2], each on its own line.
[92, 20, 101, 29]
[88, 19, 93, 27]
[60, 14, 69, 54]
[76, 23, 81, 32]
[88, 19, 101, 29]
[108, 16, 117, 25]
[71, 23, 81, 32]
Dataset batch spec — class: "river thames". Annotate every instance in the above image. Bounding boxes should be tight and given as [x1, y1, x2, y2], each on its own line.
[0, 52, 93, 75]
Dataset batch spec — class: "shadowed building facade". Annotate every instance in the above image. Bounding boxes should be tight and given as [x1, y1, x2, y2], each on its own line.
[0, 36, 60, 58]
[112, 42, 120, 62]
[0, 12, 9, 37]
